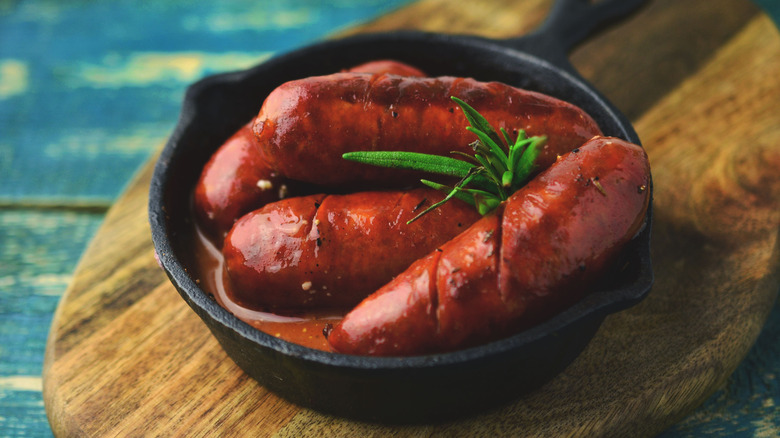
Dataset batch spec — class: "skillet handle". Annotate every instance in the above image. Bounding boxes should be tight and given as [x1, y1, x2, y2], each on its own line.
[503, 0, 648, 71]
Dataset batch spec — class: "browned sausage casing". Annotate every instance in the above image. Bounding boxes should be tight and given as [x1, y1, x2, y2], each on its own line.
[327, 137, 651, 356]
[223, 188, 481, 311]
[253, 73, 603, 186]
[193, 61, 427, 240]
[193, 124, 291, 240]
[344, 60, 426, 77]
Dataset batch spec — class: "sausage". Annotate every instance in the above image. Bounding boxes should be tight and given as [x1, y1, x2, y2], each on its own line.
[253, 73, 603, 186]
[222, 188, 482, 311]
[193, 123, 296, 240]
[193, 60, 427, 240]
[327, 137, 651, 356]
[343, 60, 426, 77]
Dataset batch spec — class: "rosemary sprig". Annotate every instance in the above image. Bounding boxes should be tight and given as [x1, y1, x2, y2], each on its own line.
[342, 96, 547, 223]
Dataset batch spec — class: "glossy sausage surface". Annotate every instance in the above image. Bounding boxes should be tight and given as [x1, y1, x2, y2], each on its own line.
[193, 61, 427, 240]
[327, 137, 651, 356]
[344, 59, 426, 77]
[253, 73, 603, 186]
[223, 188, 481, 312]
[193, 124, 293, 240]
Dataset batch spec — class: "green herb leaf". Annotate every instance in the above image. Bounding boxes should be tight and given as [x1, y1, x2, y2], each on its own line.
[474, 195, 502, 216]
[452, 96, 503, 147]
[507, 129, 528, 174]
[501, 170, 513, 187]
[500, 128, 514, 149]
[343, 96, 547, 221]
[512, 136, 545, 191]
[342, 151, 474, 178]
[407, 172, 481, 224]
[420, 180, 476, 206]
[466, 126, 508, 171]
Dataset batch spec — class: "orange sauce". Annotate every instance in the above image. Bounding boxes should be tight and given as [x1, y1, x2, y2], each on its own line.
[189, 224, 343, 351]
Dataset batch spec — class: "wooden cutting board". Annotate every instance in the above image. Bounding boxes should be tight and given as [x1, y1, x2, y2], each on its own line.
[43, 0, 780, 436]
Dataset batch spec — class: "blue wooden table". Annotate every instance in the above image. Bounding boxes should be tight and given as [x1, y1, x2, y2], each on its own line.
[1, 1, 778, 436]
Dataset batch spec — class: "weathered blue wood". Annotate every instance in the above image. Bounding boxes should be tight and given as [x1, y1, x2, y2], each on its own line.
[0, 209, 104, 437]
[0, 1, 414, 202]
[0, 1, 414, 436]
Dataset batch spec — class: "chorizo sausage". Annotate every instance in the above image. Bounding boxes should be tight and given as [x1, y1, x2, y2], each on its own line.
[327, 137, 651, 356]
[343, 59, 426, 77]
[253, 73, 603, 186]
[222, 188, 481, 311]
[193, 60, 427, 240]
[193, 123, 295, 240]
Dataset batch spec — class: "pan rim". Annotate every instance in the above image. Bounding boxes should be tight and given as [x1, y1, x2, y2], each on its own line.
[149, 30, 653, 372]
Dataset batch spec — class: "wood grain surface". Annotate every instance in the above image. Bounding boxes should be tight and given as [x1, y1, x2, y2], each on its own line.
[43, 0, 780, 436]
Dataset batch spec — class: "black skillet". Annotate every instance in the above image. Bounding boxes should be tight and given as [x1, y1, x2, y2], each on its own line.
[149, 0, 653, 424]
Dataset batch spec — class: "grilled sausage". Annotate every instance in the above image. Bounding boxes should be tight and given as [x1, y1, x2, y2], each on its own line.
[344, 59, 426, 77]
[327, 137, 651, 356]
[193, 123, 294, 240]
[253, 73, 603, 186]
[193, 61, 427, 240]
[222, 188, 481, 312]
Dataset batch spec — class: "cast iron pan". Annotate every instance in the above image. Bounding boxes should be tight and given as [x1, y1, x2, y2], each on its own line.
[149, 0, 653, 424]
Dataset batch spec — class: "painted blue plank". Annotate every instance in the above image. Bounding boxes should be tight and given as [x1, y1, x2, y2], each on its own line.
[0, 0, 414, 203]
[0, 390, 49, 438]
[0, 209, 104, 438]
[0, 2, 413, 436]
